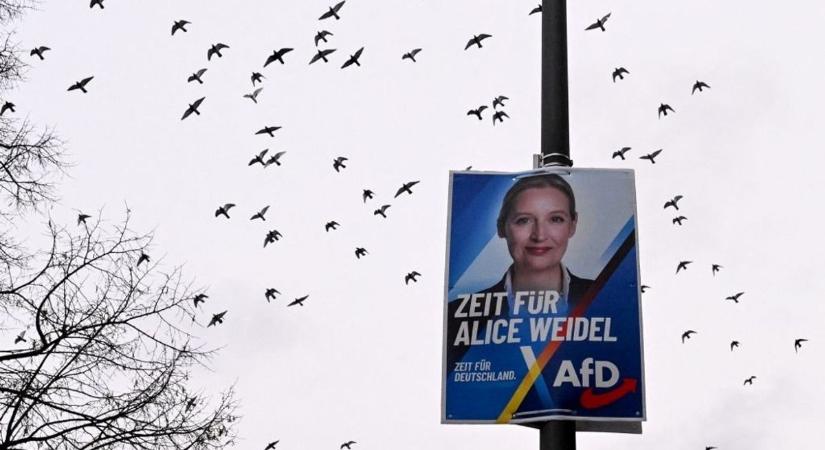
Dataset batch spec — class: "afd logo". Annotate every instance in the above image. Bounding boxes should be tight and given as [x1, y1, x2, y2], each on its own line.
[552, 358, 637, 409]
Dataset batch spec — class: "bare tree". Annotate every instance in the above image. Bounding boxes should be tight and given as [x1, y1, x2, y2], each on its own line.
[0, 213, 238, 450]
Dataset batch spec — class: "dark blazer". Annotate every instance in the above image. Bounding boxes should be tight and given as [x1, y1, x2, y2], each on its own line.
[445, 269, 593, 370]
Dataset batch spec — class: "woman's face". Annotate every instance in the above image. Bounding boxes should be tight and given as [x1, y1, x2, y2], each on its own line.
[504, 186, 577, 275]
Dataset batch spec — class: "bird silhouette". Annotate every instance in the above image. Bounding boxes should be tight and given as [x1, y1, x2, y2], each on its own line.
[681, 330, 697, 343]
[319, 1, 346, 20]
[794, 338, 808, 353]
[340, 441, 356, 450]
[90, 0, 104, 9]
[244, 87, 264, 104]
[13, 330, 26, 344]
[467, 105, 488, 120]
[706, 446, 717, 450]
[310, 49, 337, 65]
[265, 288, 280, 303]
[405, 271, 421, 284]
[171, 20, 190, 35]
[0, 101, 15, 116]
[264, 48, 294, 67]
[193, 293, 208, 307]
[207, 43, 230, 61]
[725, 292, 745, 303]
[315, 30, 333, 46]
[492, 110, 509, 125]
[465, 34, 492, 50]
[743, 376, 756, 385]
[692, 80, 710, 94]
[249, 149, 270, 166]
[612, 147, 631, 160]
[214, 203, 236, 219]
[250, 205, 270, 221]
[325, 221, 340, 231]
[288, 295, 308, 307]
[402, 48, 422, 62]
[355, 247, 368, 259]
[341, 47, 364, 69]
[136, 252, 150, 267]
[585, 13, 611, 31]
[640, 285, 650, 293]
[492, 95, 509, 109]
[77, 213, 91, 225]
[362, 189, 374, 202]
[639, 149, 663, 164]
[374, 204, 391, 218]
[672, 216, 687, 225]
[30, 46, 50, 60]
[664, 195, 683, 210]
[256, 126, 281, 137]
[395, 181, 420, 197]
[265, 151, 287, 167]
[68, 76, 94, 93]
[333, 157, 348, 172]
[251, 72, 265, 86]
[612, 67, 629, 82]
[187, 68, 207, 84]
[529, 4, 542, 15]
[712, 264, 723, 276]
[658, 103, 675, 118]
[264, 441, 279, 450]
[208, 311, 227, 327]
[181, 97, 205, 120]
[676, 260, 692, 273]
[264, 230, 283, 247]
[730, 340, 740, 351]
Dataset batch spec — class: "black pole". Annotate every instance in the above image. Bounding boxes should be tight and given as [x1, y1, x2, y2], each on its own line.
[540, 421, 576, 450]
[540, 0, 572, 167]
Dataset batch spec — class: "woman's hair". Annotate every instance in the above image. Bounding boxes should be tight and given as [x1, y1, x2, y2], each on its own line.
[496, 173, 577, 237]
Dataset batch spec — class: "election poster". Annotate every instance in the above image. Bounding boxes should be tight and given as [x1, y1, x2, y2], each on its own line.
[442, 168, 645, 425]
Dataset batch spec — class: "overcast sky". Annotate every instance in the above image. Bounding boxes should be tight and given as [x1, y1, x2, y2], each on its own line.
[6, 0, 825, 449]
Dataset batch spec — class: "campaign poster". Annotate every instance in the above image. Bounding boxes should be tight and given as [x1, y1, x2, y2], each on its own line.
[442, 168, 645, 425]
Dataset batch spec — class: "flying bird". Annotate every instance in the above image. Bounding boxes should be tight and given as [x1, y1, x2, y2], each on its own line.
[264, 230, 283, 247]
[529, 4, 542, 15]
[585, 13, 611, 31]
[612, 67, 629, 82]
[265, 441, 279, 450]
[402, 48, 422, 62]
[743, 376, 756, 386]
[77, 213, 91, 225]
[136, 252, 150, 267]
[730, 340, 740, 351]
[374, 204, 391, 218]
[249, 149, 270, 166]
[264, 48, 294, 67]
[672, 216, 687, 226]
[251, 72, 265, 85]
[492, 110, 509, 125]
[315, 30, 333, 46]
[725, 292, 745, 303]
[465, 34, 492, 50]
[341, 47, 364, 69]
[640, 285, 650, 293]
[244, 87, 264, 104]
[319, 1, 346, 20]
[664, 195, 683, 210]
[30, 46, 50, 60]
[333, 157, 348, 172]
[676, 260, 692, 273]
[288, 295, 308, 307]
[492, 95, 509, 109]
[68, 76, 94, 93]
[362, 189, 374, 202]
[207, 43, 230, 61]
[612, 147, 631, 160]
[181, 97, 205, 120]
[712, 264, 723, 276]
[214, 203, 236, 219]
[207, 311, 227, 327]
[794, 338, 808, 353]
[256, 126, 281, 137]
[90, 0, 104, 9]
[692, 80, 710, 94]
[658, 103, 675, 118]
[250, 205, 270, 221]
[0, 101, 15, 116]
[681, 330, 697, 343]
[467, 105, 488, 120]
[310, 48, 336, 65]
[14, 330, 26, 344]
[355, 247, 368, 259]
[405, 271, 421, 284]
[193, 294, 208, 307]
[264, 151, 287, 167]
[325, 221, 340, 231]
[395, 181, 420, 198]
[171, 20, 190, 35]
[341, 441, 356, 449]
[187, 68, 207, 84]
[265, 288, 280, 303]
[639, 149, 663, 164]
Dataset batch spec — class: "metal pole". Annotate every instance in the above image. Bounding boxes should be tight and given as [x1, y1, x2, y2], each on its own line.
[540, 421, 576, 450]
[540, 0, 572, 167]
